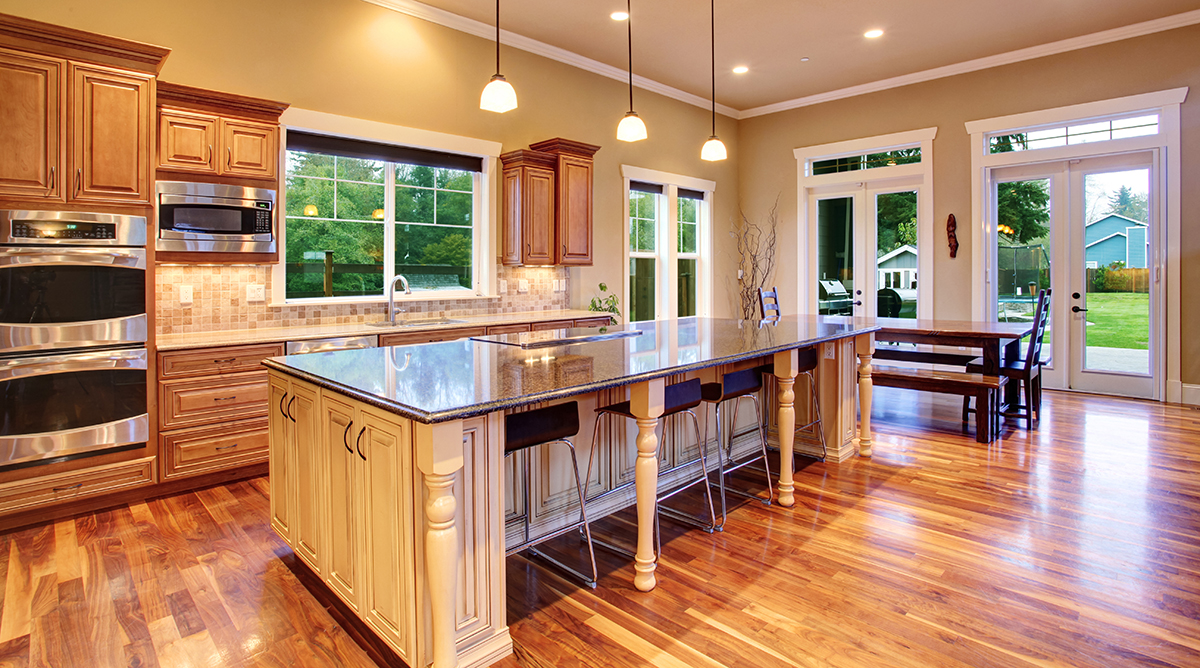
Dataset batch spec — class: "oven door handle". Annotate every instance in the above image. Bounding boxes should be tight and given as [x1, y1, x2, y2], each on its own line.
[0, 348, 148, 382]
[0, 247, 147, 269]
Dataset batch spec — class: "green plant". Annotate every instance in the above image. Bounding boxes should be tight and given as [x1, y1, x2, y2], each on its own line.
[587, 282, 620, 324]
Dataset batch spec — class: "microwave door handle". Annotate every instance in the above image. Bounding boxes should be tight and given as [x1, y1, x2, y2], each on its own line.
[0, 248, 146, 269]
[0, 349, 148, 383]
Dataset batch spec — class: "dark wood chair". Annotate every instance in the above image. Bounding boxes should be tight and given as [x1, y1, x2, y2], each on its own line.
[758, 286, 781, 320]
[962, 289, 1051, 430]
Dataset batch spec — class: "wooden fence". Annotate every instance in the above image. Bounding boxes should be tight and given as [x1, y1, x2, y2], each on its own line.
[1086, 267, 1150, 293]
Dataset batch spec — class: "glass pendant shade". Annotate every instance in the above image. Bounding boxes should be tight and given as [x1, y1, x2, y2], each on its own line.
[617, 111, 648, 142]
[480, 74, 517, 113]
[701, 135, 727, 161]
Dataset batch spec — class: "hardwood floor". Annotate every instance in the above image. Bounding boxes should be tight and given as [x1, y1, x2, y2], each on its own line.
[0, 388, 1197, 667]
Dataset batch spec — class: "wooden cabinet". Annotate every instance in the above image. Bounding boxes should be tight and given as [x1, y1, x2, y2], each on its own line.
[69, 63, 153, 204]
[487, 323, 530, 335]
[0, 457, 156, 515]
[378, 326, 487, 347]
[528, 138, 600, 266]
[500, 149, 556, 266]
[0, 49, 64, 200]
[574, 315, 614, 327]
[161, 418, 269, 481]
[159, 342, 285, 378]
[268, 372, 322, 573]
[156, 82, 286, 182]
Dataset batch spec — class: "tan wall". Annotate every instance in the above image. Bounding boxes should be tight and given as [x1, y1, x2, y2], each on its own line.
[739, 24, 1200, 386]
[4, 0, 740, 318]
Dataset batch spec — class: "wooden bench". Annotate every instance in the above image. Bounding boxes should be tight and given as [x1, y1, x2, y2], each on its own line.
[870, 365, 1007, 443]
[874, 344, 979, 367]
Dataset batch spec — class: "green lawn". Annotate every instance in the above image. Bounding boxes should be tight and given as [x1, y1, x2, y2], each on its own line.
[1084, 292, 1149, 349]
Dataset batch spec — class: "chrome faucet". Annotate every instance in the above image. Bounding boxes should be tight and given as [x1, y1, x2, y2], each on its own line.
[386, 275, 412, 325]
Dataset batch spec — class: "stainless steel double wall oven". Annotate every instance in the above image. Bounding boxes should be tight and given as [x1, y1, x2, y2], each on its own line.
[0, 210, 149, 469]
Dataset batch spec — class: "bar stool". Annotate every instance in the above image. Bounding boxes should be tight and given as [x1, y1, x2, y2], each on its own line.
[585, 378, 717, 557]
[504, 401, 598, 588]
[701, 366, 773, 528]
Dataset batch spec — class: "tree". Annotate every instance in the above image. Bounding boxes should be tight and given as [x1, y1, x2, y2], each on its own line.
[991, 134, 1051, 244]
[876, 191, 917, 256]
[1106, 185, 1148, 223]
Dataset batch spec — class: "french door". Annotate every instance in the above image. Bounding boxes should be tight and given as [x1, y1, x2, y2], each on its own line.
[989, 151, 1159, 398]
[807, 179, 927, 319]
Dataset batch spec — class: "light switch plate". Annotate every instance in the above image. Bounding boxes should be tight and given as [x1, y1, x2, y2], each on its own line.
[247, 284, 265, 302]
[499, 279, 508, 293]
[179, 285, 193, 306]
[518, 279, 530, 293]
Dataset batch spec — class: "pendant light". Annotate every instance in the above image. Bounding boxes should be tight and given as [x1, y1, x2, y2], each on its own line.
[700, 0, 727, 161]
[616, 0, 647, 142]
[480, 0, 517, 113]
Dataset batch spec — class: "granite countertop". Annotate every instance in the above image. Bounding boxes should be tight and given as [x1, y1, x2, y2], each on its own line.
[263, 316, 879, 423]
[157, 309, 601, 351]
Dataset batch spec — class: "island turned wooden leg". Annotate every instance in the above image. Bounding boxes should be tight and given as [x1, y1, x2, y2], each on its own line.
[415, 420, 465, 668]
[856, 333, 875, 457]
[629, 378, 665, 592]
[773, 349, 800, 508]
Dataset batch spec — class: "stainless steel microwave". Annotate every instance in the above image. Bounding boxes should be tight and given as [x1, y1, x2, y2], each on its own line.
[156, 181, 275, 253]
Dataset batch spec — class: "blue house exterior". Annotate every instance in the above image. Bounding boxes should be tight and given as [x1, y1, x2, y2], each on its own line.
[1085, 213, 1148, 268]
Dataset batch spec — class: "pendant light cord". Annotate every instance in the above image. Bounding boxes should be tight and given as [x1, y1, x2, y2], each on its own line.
[710, 0, 716, 135]
[495, 0, 501, 74]
[627, 0, 634, 112]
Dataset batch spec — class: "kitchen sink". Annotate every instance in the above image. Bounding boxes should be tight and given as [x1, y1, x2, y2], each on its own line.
[366, 318, 467, 328]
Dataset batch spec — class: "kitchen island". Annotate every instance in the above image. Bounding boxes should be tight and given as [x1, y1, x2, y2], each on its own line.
[263, 316, 878, 668]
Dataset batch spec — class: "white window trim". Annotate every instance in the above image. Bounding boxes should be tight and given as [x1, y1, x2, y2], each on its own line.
[794, 127, 937, 318]
[272, 107, 502, 306]
[965, 87, 1188, 402]
[621, 165, 716, 322]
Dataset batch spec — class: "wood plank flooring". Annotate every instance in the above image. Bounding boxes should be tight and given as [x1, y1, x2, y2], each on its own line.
[0, 388, 1197, 667]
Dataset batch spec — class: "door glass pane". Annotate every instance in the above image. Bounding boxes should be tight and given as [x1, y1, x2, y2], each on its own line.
[629, 258, 656, 322]
[874, 191, 917, 318]
[995, 178, 1051, 361]
[1081, 169, 1150, 374]
[816, 197, 853, 314]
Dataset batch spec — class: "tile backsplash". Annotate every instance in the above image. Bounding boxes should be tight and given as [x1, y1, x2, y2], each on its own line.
[156, 264, 569, 335]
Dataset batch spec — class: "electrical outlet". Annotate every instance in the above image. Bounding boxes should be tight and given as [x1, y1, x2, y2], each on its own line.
[246, 284, 265, 302]
[499, 279, 508, 293]
[738, 269, 744, 280]
[179, 285, 193, 306]
[518, 279, 530, 293]
[824, 342, 836, 359]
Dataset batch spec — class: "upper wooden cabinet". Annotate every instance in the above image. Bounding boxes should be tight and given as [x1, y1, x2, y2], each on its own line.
[501, 138, 599, 267]
[501, 149, 556, 266]
[0, 12, 169, 207]
[156, 82, 287, 182]
[528, 138, 600, 266]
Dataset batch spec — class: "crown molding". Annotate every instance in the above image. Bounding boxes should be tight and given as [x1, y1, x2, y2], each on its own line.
[363, 0, 739, 118]
[740, 9, 1200, 119]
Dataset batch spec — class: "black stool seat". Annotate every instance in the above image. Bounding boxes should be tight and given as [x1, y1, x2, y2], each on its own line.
[506, 402, 580, 452]
[596, 378, 702, 419]
[701, 367, 763, 403]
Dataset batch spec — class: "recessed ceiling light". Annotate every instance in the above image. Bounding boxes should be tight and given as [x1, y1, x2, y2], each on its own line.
[864, 29, 884, 39]
[732, 65, 748, 74]
[611, 11, 629, 20]
[801, 57, 810, 62]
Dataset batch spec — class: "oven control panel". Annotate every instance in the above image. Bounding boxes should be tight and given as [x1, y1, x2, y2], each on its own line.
[10, 221, 116, 241]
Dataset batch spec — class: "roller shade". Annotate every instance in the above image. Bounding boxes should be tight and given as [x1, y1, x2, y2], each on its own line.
[287, 130, 482, 172]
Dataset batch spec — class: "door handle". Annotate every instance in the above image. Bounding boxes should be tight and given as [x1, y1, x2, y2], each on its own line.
[1072, 306, 1088, 313]
[854, 300, 863, 307]
[287, 395, 297, 422]
[343, 421, 354, 454]
[355, 426, 367, 461]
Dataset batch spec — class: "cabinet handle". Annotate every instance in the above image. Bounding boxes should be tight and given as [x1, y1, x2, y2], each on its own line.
[213, 357, 236, 363]
[343, 421, 354, 454]
[74, 168, 81, 198]
[279, 392, 289, 418]
[355, 426, 367, 461]
[207, 145, 213, 164]
[213, 395, 237, 402]
[216, 444, 238, 451]
[227, 147, 232, 169]
[49, 166, 55, 191]
[526, 243, 531, 254]
[562, 244, 567, 256]
[287, 396, 297, 422]
[53, 482, 83, 492]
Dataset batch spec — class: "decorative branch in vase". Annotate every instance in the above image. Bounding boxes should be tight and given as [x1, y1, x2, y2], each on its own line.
[587, 282, 621, 326]
[730, 198, 779, 321]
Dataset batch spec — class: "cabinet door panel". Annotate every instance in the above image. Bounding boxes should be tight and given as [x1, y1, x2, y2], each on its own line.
[268, 375, 292, 542]
[159, 108, 217, 173]
[501, 167, 522, 266]
[291, 381, 323, 573]
[557, 156, 593, 265]
[322, 394, 359, 610]
[522, 167, 554, 265]
[220, 119, 276, 179]
[360, 407, 416, 659]
[70, 64, 151, 203]
[0, 50, 63, 200]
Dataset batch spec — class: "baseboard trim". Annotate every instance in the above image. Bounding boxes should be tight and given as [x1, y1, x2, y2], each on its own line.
[1181, 383, 1200, 406]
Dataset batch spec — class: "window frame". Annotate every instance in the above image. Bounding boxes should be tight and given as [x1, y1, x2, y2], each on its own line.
[272, 108, 501, 306]
[621, 166, 716, 323]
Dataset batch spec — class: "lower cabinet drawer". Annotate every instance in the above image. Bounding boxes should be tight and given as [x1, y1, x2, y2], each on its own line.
[162, 418, 269, 480]
[160, 370, 270, 429]
[0, 457, 156, 515]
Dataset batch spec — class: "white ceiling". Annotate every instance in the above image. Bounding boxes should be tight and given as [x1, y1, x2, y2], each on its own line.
[375, 0, 1200, 114]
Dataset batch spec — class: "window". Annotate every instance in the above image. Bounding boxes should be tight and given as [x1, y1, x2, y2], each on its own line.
[282, 130, 485, 301]
[987, 114, 1159, 154]
[811, 148, 922, 175]
[623, 167, 715, 323]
